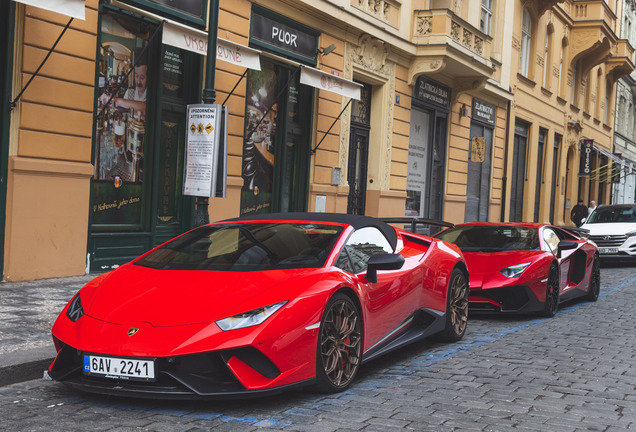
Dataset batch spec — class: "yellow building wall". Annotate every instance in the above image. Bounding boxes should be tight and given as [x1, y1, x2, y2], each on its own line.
[4, 2, 98, 281]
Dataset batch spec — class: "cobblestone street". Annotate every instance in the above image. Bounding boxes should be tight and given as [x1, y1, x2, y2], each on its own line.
[1, 265, 635, 431]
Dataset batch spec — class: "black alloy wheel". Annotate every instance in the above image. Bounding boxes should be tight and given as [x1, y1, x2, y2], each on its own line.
[543, 264, 560, 317]
[435, 268, 469, 342]
[314, 293, 362, 393]
[585, 256, 601, 301]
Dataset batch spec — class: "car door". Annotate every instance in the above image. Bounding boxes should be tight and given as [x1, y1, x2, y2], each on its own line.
[542, 227, 575, 293]
[335, 227, 420, 349]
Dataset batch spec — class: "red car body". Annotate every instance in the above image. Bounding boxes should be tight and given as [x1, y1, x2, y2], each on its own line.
[49, 213, 469, 399]
[435, 222, 600, 316]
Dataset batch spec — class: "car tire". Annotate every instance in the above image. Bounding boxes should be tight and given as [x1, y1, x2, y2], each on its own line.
[542, 264, 560, 318]
[585, 256, 601, 302]
[435, 268, 469, 342]
[313, 293, 362, 393]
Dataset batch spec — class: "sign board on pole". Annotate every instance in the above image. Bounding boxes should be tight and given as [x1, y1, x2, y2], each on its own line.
[183, 104, 227, 198]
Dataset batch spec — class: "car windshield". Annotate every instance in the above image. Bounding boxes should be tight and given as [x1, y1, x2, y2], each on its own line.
[436, 226, 540, 252]
[135, 222, 344, 271]
[586, 206, 636, 223]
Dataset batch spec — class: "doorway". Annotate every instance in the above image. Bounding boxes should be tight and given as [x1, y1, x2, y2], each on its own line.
[348, 82, 371, 215]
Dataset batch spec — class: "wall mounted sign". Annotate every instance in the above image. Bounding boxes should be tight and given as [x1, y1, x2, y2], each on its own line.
[413, 76, 451, 110]
[471, 136, 486, 163]
[579, 139, 593, 176]
[250, 7, 318, 63]
[472, 98, 496, 127]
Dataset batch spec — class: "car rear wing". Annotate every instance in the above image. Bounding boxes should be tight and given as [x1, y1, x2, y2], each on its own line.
[381, 217, 454, 234]
[557, 226, 590, 238]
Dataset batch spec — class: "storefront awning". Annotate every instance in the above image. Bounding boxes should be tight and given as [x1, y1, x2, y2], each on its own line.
[12, 0, 85, 20]
[300, 66, 362, 100]
[112, 1, 261, 70]
[593, 144, 623, 165]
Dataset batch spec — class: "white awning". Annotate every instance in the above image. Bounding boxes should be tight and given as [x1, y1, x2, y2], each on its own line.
[300, 65, 362, 100]
[112, 1, 261, 70]
[593, 144, 624, 165]
[13, 0, 85, 20]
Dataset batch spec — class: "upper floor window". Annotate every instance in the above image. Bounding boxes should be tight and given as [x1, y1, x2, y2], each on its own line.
[543, 26, 553, 88]
[520, 8, 532, 77]
[481, 0, 493, 35]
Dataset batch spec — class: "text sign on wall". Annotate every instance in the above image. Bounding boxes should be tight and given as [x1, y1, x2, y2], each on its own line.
[250, 9, 317, 62]
[183, 104, 227, 198]
[472, 98, 496, 126]
[471, 136, 486, 163]
[146, 0, 204, 20]
[413, 76, 451, 110]
[579, 139, 593, 176]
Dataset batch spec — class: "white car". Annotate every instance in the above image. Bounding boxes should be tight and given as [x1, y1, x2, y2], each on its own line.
[581, 204, 636, 261]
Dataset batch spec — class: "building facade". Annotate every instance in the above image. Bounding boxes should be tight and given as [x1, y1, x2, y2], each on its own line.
[506, 0, 633, 224]
[1, 0, 632, 281]
[614, 0, 636, 204]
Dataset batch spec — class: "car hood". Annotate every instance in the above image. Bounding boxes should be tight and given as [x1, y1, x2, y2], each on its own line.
[84, 264, 319, 327]
[461, 250, 545, 287]
[580, 222, 636, 236]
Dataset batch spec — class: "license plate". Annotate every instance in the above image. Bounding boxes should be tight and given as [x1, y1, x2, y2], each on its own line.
[599, 247, 618, 254]
[83, 354, 156, 381]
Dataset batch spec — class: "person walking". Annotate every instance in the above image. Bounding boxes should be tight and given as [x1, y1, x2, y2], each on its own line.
[571, 199, 588, 227]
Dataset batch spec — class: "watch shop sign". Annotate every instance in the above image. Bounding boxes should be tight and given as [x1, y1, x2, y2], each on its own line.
[250, 8, 318, 63]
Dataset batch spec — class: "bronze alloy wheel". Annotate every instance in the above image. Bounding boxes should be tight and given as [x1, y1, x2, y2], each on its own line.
[435, 268, 469, 342]
[585, 256, 601, 301]
[449, 271, 469, 337]
[543, 265, 560, 317]
[319, 295, 362, 390]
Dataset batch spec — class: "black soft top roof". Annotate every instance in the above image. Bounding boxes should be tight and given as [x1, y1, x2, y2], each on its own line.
[224, 212, 398, 250]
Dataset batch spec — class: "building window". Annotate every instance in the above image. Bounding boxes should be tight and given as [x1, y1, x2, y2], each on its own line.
[520, 8, 532, 77]
[605, 80, 612, 124]
[558, 38, 566, 97]
[542, 26, 552, 88]
[481, 0, 492, 35]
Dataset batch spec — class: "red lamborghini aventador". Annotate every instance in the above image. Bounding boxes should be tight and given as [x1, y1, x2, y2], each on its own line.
[435, 223, 600, 317]
[49, 213, 469, 398]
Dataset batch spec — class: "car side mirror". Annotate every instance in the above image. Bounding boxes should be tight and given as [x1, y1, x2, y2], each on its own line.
[557, 240, 578, 258]
[365, 253, 405, 283]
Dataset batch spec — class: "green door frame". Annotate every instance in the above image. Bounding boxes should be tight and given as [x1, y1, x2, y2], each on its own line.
[0, 1, 15, 279]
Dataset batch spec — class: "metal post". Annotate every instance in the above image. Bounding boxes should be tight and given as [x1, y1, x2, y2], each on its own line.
[196, 0, 220, 226]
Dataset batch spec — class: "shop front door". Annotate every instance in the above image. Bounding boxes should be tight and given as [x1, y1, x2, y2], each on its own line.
[88, 10, 197, 271]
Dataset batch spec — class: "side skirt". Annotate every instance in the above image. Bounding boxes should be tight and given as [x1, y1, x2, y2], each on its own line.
[361, 308, 445, 364]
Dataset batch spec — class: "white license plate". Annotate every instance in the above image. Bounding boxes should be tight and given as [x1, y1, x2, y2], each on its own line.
[599, 248, 618, 254]
[83, 354, 155, 381]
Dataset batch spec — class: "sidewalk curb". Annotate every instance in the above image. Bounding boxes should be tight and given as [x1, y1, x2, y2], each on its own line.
[0, 358, 52, 386]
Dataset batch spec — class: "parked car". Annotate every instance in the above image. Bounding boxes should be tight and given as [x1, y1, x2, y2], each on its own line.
[435, 223, 600, 317]
[581, 204, 636, 261]
[49, 213, 469, 399]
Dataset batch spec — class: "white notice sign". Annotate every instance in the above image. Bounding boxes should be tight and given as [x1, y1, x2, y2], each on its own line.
[184, 105, 222, 197]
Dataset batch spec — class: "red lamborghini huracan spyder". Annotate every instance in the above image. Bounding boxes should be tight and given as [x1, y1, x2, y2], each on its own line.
[49, 213, 469, 399]
[435, 223, 600, 317]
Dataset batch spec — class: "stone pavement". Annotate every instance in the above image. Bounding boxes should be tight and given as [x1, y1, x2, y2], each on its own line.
[0, 274, 94, 386]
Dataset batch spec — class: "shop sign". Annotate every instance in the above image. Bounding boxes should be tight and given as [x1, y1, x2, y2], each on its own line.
[13, 0, 85, 19]
[251, 9, 317, 62]
[183, 104, 227, 198]
[146, 0, 204, 20]
[413, 76, 450, 110]
[162, 21, 262, 70]
[299, 66, 361, 100]
[472, 98, 496, 126]
[471, 136, 486, 163]
[579, 139, 593, 176]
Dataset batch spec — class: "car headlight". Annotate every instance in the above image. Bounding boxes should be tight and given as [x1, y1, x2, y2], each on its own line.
[500, 263, 531, 278]
[66, 293, 84, 322]
[215, 301, 287, 331]
[626, 230, 636, 238]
